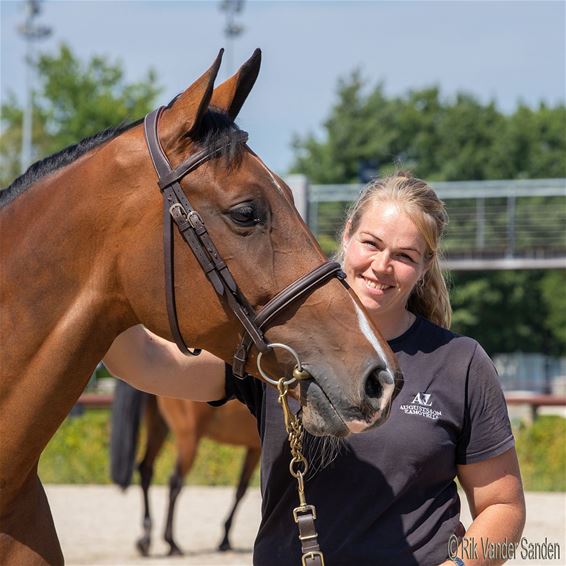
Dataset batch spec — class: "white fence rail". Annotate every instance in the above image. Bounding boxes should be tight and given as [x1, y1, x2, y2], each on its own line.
[290, 177, 566, 270]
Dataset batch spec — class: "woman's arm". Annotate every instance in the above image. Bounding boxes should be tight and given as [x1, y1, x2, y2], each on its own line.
[103, 325, 227, 402]
[440, 448, 526, 566]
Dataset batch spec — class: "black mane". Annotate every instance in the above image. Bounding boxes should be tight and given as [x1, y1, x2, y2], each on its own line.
[0, 109, 244, 209]
[0, 119, 142, 209]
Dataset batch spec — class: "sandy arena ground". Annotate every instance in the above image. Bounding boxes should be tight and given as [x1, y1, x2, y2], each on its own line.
[45, 485, 565, 566]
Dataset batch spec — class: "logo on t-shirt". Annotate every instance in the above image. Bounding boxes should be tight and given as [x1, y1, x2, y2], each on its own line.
[411, 392, 432, 406]
[399, 392, 442, 420]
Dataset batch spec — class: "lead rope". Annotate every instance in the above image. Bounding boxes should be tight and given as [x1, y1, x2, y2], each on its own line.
[277, 378, 325, 566]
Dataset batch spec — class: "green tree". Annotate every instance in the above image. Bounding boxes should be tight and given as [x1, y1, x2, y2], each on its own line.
[1, 43, 161, 187]
[540, 271, 566, 351]
[490, 103, 566, 179]
[434, 95, 504, 181]
[291, 72, 566, 182]
[450, 270, 564, 356]
[290, 75, 437, 182]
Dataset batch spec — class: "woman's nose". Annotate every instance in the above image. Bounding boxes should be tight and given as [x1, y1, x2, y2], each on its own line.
[371, 250, 392, 273]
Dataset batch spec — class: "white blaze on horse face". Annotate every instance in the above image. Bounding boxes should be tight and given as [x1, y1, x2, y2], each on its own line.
[249, 153, 286, 197]
[353, 301, 395, 385]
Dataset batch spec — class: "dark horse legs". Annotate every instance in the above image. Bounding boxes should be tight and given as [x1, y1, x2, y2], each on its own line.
[163, 462, 186, 556]
[218, 447, 261, 551]
[134, 396, 260, 557]
[136, 396, 168, 557]
[163, 446, 260, 555]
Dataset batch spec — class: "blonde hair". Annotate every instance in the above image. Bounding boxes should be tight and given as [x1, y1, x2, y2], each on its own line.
[337, 173, 452, 329]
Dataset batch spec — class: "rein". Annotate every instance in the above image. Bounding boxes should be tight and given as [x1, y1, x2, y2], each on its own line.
[143, 106, 341, 565]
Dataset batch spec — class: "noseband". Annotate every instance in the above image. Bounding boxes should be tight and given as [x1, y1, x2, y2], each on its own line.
[144, 107, 348, 380]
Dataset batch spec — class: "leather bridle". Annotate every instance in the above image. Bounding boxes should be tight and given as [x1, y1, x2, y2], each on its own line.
[144, 106, 348, 380]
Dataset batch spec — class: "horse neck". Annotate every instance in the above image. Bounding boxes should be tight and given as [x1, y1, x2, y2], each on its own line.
[3, 151, 138, 349]
[0, 143, 147, 487]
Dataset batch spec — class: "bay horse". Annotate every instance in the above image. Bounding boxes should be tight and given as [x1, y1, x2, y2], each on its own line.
[110, 380, 260, 556]
[0, 49, 401, 565]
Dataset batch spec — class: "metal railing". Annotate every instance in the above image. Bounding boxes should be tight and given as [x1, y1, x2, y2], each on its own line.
[307, 178, 566, 270]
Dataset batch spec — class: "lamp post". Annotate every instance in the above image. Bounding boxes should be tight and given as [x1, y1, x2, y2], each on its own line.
[219, 0, 245, 77]
[18, 0, 51, 173]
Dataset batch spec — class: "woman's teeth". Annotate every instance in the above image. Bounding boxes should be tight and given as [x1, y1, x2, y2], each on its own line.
[363, 278, 391, 290]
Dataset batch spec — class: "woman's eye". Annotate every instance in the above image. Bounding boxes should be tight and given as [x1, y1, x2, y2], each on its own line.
[230, 204, 259, 226]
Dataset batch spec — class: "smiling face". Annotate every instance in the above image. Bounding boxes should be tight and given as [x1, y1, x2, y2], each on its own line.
[343, 200, 429, 335]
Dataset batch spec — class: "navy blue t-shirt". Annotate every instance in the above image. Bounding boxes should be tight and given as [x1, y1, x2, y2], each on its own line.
[217, 316, 514, 566]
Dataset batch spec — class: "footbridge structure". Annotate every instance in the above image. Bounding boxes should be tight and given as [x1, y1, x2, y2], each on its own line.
[286, 177, 566, 271]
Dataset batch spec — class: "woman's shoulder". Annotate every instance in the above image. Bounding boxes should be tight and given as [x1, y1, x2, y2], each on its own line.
[419, 317, 496, 371]
[394, 315, 487, 367]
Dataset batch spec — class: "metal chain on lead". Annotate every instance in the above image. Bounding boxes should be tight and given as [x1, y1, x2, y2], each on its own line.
[277, 378, 325, 566]
[277, 378, 308, 499]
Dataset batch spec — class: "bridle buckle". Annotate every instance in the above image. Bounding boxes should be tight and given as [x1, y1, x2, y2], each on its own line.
[168, 203, 187, 219]
[302, 551, 325, 566]
[187, 210, 204, 229]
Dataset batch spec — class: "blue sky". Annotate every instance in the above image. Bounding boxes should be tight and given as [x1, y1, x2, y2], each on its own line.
[1, 0, 564, 173]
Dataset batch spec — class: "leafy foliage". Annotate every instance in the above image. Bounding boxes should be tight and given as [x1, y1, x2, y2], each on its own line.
[540, 271, 566, 348]
[39, 410, 112, 484]
[450, 270, 564, 356]
[514, 416, 566, 491]
[291, 72, 566, 183]
[1, 43, 161, 187]
[38, 409, 259, 487]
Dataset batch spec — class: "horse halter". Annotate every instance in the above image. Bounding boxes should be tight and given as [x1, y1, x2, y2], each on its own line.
[144, 106, 348, 381]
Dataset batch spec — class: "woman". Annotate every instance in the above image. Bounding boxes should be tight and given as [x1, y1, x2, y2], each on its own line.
[105, 173, 525, 565]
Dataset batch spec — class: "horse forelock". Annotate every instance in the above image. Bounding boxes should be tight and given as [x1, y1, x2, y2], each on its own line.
[192, 109, 246, 168]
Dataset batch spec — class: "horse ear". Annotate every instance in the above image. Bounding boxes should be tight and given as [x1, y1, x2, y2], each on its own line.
[160, 49, 224, 146]
[210, 48, 261, 120]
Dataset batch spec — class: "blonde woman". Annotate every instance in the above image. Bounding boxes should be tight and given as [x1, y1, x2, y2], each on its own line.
[105, 173, 525, 565]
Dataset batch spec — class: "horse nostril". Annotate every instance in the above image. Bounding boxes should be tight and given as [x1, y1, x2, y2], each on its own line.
[364, 369, 384, 400]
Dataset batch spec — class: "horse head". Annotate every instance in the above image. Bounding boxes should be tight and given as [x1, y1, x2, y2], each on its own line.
[112, 50, 402, 437]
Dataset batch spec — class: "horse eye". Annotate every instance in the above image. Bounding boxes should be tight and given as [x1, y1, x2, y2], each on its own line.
[229, 204, 259, 226]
